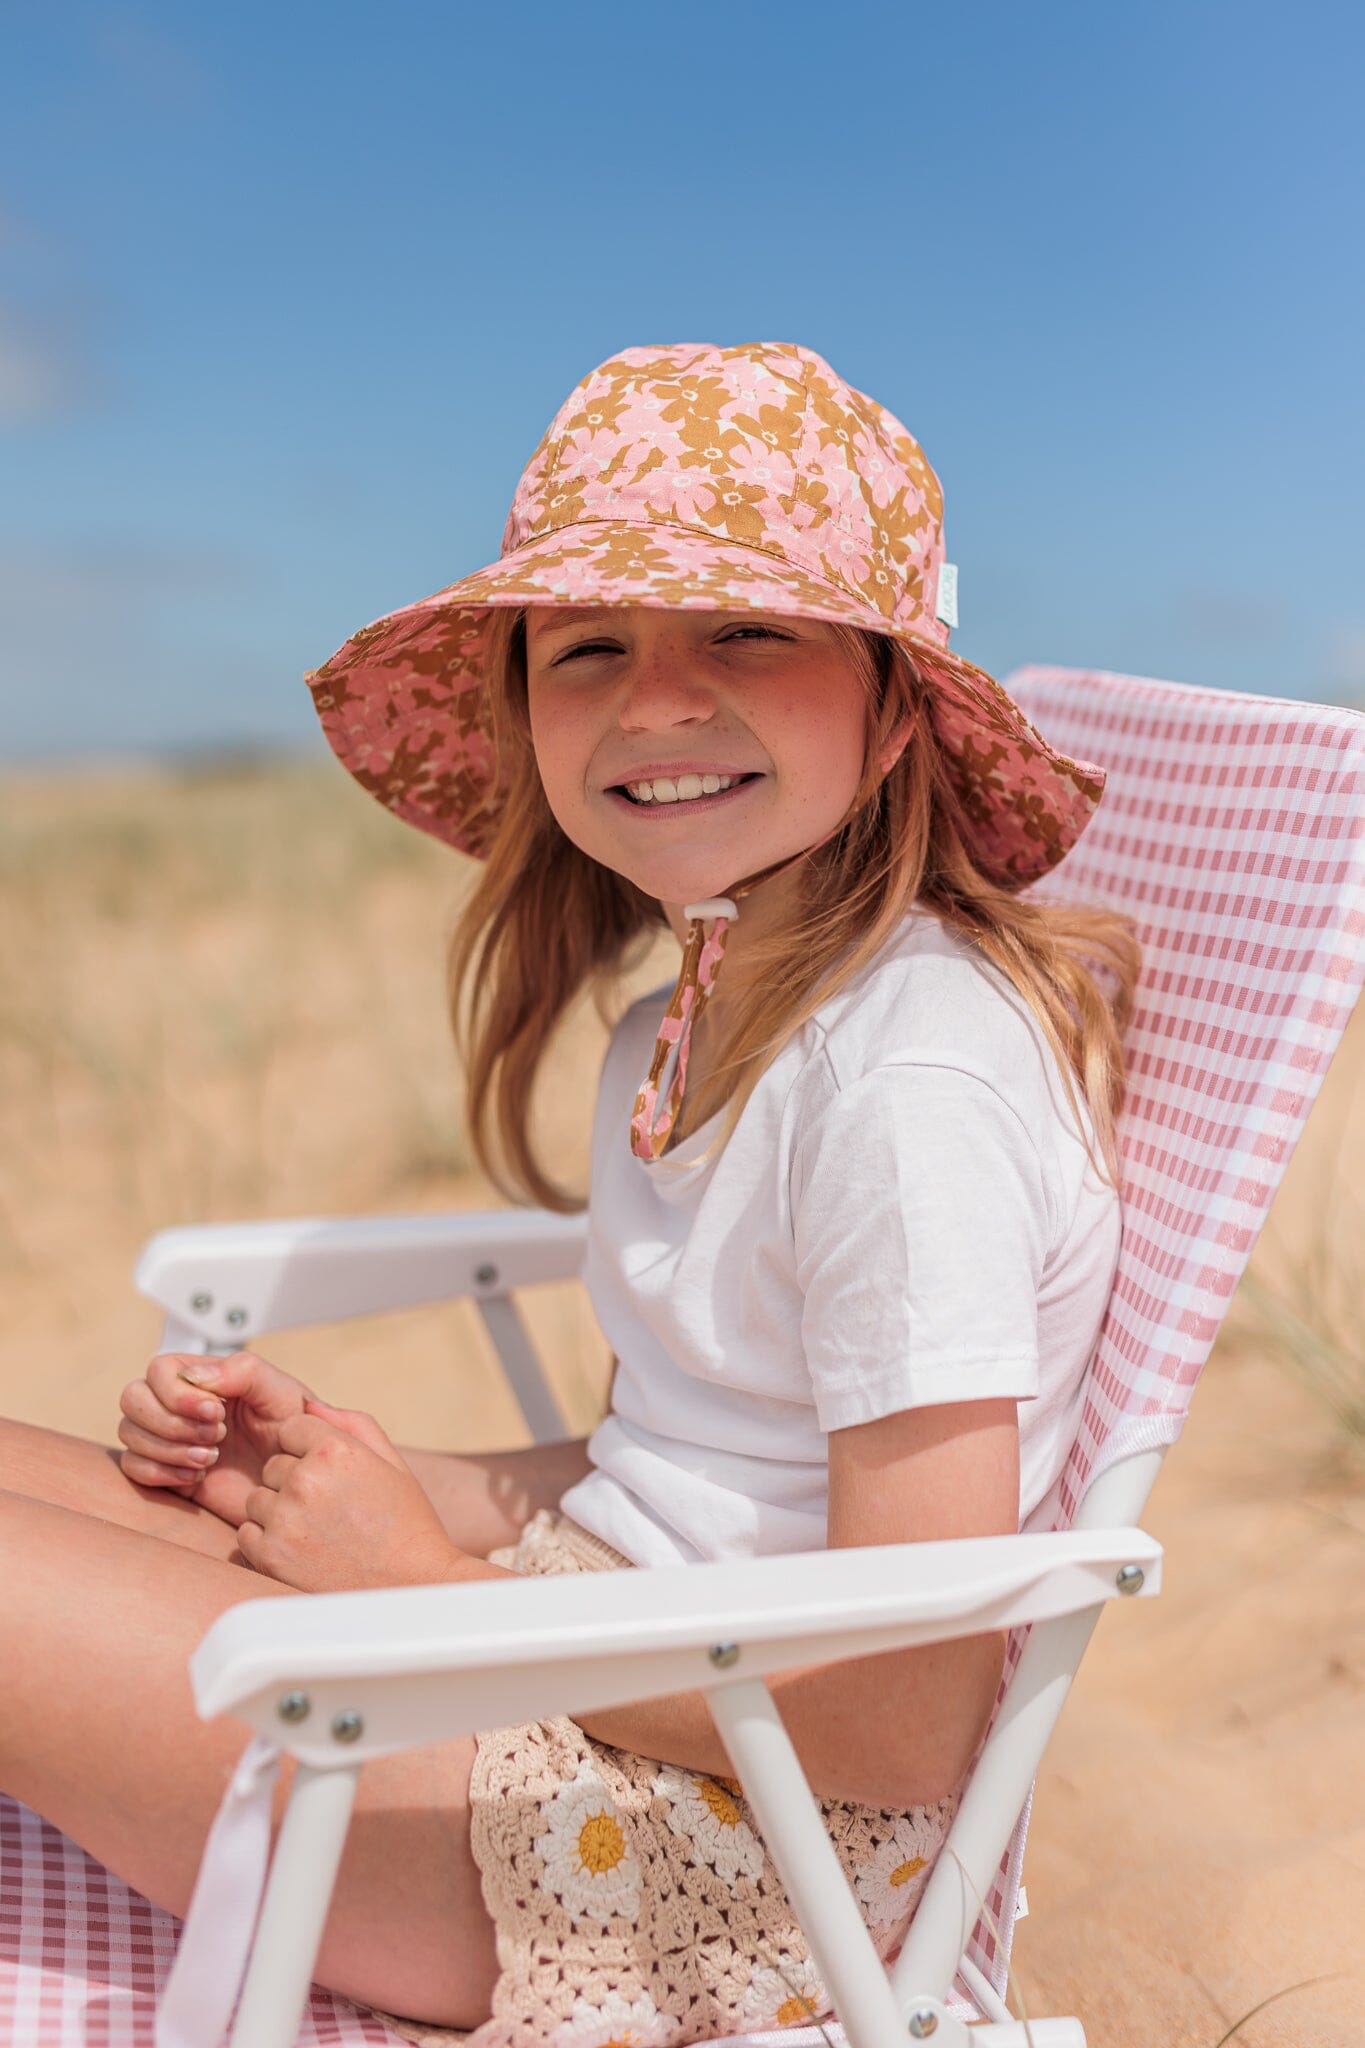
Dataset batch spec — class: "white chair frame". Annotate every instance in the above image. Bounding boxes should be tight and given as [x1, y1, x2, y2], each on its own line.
[140, 1211, 1163, 2048]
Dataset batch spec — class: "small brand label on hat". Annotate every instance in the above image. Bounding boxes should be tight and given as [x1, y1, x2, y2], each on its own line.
[935, 561, 959, 628]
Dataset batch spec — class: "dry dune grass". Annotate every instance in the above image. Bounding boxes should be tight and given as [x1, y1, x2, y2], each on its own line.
[0, 756, 672, 1443]
[2, 758, 1363, 2046]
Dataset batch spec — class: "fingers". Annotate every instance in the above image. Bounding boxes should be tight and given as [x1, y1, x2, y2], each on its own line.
[241, 1483, 276, 1528]
[119, 1449, 204, 1492]
[146, 1349, 312, 1419]
[118, 1415, 222, 1474]
[118, 1361, 228, 1490]
[135, 1357, 228, 1430]
[258, 1451, 298, 1493]
[121, 1377, 227, 1447]
[275, 1412, 353, 1459]
[234, 1515, 276, 1578]
[301, 1399, 405, 1469]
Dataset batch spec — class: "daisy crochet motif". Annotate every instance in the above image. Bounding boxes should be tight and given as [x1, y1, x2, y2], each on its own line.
[737, 1955, 828, 2031]
[651, 1766, 764, 1884]
[549, 1988, 681, 2048]
[851, 1812, 940, 1928]
[533, 1760, 643, 1925]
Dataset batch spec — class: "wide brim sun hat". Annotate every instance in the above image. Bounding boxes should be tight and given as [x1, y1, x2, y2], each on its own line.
[305, 341, 1106, 888]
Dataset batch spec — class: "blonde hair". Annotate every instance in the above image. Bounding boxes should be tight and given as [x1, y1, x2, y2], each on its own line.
[449, 608, 1139, 1210]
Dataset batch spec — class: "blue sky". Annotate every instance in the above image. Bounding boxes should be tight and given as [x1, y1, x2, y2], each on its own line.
[3, 0, 1362, 760]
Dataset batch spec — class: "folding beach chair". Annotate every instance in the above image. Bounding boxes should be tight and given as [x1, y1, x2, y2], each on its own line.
[3, 666, 1363, 2048]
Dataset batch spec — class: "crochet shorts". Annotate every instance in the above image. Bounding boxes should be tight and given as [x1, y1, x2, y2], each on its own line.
[382, 1508, 955, 2048]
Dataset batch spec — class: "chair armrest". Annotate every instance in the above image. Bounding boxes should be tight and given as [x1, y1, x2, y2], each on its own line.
[191, 1526, 1161, 1767]
[134, 1209, 587, 1349]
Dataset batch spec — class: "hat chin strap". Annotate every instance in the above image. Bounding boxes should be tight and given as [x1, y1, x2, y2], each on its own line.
[627, 826, 850, 1162]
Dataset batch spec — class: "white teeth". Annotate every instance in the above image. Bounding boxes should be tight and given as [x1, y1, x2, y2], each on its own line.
[624, 773, 740, 805]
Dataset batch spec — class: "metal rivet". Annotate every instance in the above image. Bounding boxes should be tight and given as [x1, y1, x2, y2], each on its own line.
[1116, 1564, 1145, 1596]
[331, 1710, 364, 1744]
[225, 1306, 248, 1328]
[190, 1291, 213, 1313]
[277, 1690, 311, 1723]
[908, 2009, 939, 2039]
[708, 1643, 740, 1669]
[474, 1262, 498, 1288]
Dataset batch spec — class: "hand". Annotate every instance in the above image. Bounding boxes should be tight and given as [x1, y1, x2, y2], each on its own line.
[118, 1348, 312, 1527]
[237, 1400, 465, 1592]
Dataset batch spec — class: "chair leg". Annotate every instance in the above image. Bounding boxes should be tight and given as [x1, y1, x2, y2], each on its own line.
[229, 1763, 359, 2048]
[703, 1680, 912, 2048]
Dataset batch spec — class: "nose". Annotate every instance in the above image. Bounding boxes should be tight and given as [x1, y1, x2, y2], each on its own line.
[615, 644, 717, 733]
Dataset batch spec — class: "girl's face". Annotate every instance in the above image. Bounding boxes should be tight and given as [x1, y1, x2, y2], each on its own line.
[524, 605, 872, 917]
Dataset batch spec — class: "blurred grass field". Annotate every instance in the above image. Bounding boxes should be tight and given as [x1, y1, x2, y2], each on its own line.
[0, 754, 678, 1449]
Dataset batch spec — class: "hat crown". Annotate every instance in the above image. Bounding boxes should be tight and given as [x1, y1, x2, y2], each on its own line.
[503, 342, 952, 647]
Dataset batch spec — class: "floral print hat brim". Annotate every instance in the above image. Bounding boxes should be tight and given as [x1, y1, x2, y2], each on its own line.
[306, 343, 1106, 886]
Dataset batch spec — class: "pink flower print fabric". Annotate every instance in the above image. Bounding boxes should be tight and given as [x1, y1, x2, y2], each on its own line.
[630, 910, 732, 1161]
[306, 341, 1106, 889]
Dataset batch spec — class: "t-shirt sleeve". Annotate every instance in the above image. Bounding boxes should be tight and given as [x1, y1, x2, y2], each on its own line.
[791, 1061, 1051, 1432]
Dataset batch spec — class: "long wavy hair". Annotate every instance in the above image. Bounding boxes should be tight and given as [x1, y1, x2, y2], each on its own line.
[449, 608, 1140, 1210]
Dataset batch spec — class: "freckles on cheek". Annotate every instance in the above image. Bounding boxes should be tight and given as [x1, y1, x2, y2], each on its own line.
[526, 705, 602, 842]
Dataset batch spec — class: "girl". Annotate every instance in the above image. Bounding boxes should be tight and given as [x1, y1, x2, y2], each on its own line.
[0, 342, 1136, 2046]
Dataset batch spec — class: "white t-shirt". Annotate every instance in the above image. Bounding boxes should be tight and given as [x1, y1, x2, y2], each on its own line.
[559, 910, 1120, 1569]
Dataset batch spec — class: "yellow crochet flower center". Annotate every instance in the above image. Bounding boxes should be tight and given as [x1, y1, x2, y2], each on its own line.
[776, 1994, 818, 2025]
[577, 1810, 627, 1874]
[696, 1776, 741, 1828]
[890, 1854, 928, 1888]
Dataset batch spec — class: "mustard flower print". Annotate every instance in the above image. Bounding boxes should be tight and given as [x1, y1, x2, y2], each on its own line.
[729, 397, 806, 457]
[690, 478, 768, 547]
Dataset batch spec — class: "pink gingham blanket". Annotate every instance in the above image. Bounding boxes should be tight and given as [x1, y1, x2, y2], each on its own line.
[0, 1793, 401, 2045]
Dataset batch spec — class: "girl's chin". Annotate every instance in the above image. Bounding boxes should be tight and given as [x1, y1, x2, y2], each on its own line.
[597, 845, 755, 907]
[632, 872, 743, 909]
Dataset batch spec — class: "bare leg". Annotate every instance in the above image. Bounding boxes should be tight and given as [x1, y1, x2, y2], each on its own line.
[0, 1486, 500, 2028]
[0, 1413, 596, 1563]
[0, 1414, 244, 1560]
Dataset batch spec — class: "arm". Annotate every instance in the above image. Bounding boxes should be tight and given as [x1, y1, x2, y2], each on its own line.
[575, 1395, 1019, 1809]
[234, 1392, 1018, 1802]
[398, 1438, 595, 1557]
[117, 1348, 595, 1556]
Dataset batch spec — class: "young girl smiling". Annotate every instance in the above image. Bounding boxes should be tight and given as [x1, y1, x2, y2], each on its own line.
[0, 342, 1137, 2045]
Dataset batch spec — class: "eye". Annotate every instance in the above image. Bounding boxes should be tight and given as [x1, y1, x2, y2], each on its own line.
[719, 624, 792, 644]
[549, 637, 622, 665]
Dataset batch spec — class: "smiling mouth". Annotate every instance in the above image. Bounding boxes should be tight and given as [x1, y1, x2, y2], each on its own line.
[613, 771, 762, 807]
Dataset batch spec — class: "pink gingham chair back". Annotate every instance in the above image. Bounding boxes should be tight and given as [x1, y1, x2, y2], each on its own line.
[957, 663, 1365, 2007]
[1008, 664, 1365, 1514]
